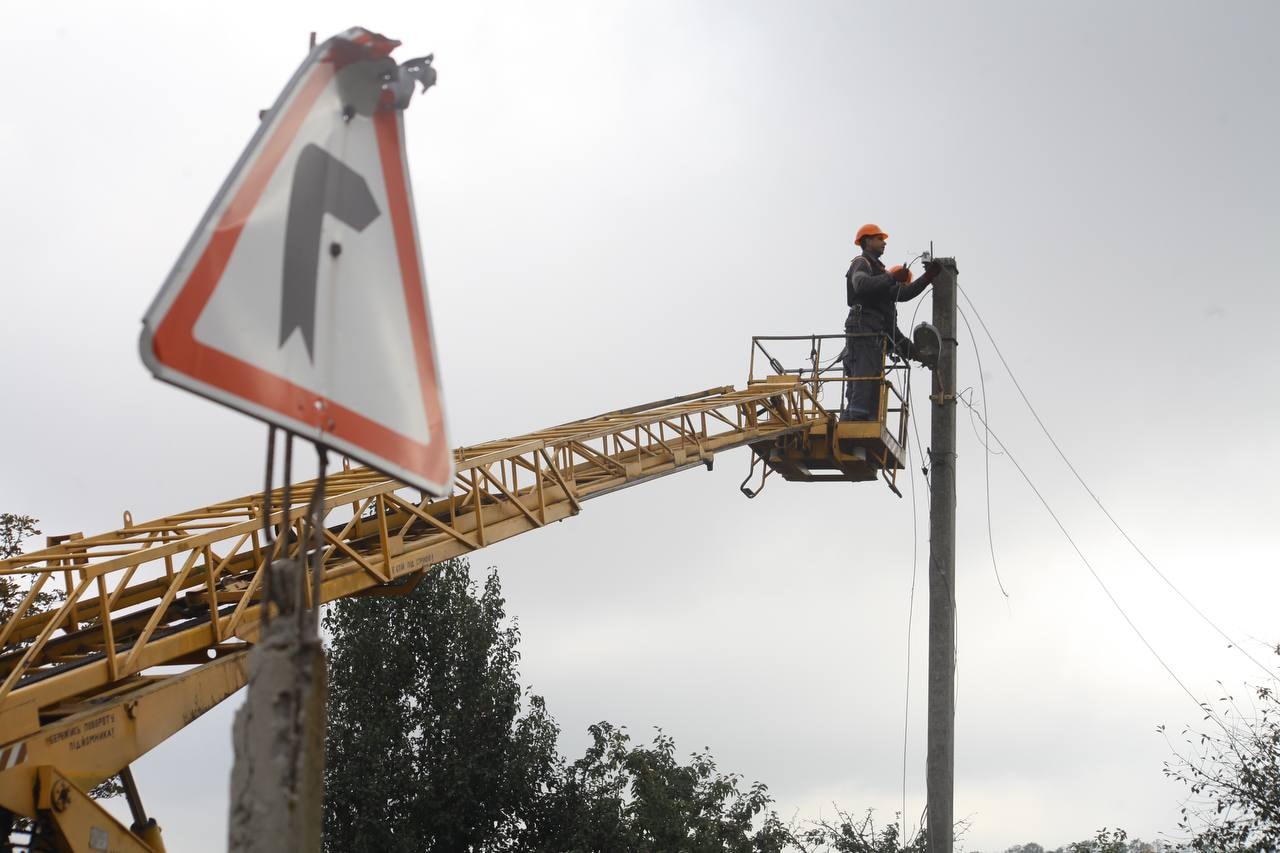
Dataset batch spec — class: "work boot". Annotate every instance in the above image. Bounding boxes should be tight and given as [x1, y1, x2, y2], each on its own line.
[911, 322, 941, 369]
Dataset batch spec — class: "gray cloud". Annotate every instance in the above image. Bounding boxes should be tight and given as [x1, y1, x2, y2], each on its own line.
[3, 1, 1278, 850]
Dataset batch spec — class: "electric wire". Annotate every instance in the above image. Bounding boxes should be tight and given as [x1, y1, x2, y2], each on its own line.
[957, 306, 1009, 600]
[891, 281, 931, 846]
[961, 387, 1003, 456]
[956, 285, 1276, 681]
[904, 391, 963, 839]
[900, 407, 922, 851]
[910, 400, 930, 486]
[906, 284, 932, 338]
[903, 279, 958, 699]
[956, 396, 1220, 720]
[906, 286, 934, 485]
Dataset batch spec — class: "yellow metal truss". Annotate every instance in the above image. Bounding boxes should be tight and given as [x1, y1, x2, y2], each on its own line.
[0, 340, 919, 853]
[0, 379, 829, 825]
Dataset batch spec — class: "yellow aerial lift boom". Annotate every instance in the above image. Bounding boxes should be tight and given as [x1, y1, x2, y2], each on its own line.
[0, 336, 910, 852]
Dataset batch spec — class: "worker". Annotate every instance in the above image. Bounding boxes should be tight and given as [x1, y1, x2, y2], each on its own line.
[841, 223, 941, 421]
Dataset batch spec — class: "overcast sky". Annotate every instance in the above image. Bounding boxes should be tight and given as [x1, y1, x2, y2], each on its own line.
[3, 1, 1279, 850]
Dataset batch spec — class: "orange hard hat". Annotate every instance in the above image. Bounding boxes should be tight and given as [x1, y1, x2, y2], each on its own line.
[855, 223, 889, 245]
[888, 263, 913, 284]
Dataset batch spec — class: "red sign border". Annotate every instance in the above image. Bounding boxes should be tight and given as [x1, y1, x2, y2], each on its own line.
[142, 46, 451, 492]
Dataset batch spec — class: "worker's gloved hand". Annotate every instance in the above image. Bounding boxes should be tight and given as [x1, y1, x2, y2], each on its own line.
[919, 260, 943, 282]
[891, 266, 912, 283]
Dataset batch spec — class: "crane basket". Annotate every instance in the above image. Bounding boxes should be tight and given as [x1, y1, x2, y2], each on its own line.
[742, 333, 911, 496]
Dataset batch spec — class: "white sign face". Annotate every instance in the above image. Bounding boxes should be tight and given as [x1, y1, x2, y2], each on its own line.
[140, 28, 453, 496]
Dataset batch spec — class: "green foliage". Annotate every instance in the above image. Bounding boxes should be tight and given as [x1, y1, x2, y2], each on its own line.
[790, 806, 926, 852]
[1063, 828, 1130, 853]
[532, 721, 791, 853]
[1, 513, 51, 622]
[322, 558, 560, 853]
[0, 513, 40, 560]
[1161, 647, 1280, 853]
[0, 513, 63, 636]
[1, 513, 104, 847]
[321, 557, 793, 853]
[1000, 831, 1180, 852]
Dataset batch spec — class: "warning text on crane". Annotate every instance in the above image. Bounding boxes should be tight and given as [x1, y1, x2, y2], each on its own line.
[140, 28, 452, 496]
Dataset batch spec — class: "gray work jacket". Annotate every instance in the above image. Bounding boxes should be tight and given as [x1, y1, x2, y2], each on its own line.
[845, 252, 928, 332]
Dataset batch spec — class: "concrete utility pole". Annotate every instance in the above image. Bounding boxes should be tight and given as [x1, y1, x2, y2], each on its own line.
[227, 557, 327, 853]
[926, 258, 958, 853]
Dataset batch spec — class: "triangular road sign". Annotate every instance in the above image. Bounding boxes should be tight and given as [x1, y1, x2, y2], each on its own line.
[140, 28, 453, 496]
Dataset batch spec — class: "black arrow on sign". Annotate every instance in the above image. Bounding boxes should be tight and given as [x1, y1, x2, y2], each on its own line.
[280, 143, 381, 361]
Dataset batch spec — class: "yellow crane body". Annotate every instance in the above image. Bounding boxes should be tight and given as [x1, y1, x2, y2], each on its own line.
[0, 345, 909, 851]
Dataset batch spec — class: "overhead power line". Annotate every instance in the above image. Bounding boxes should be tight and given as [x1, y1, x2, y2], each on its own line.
[957, 306, 1009, 600]
[900, 416, 924, 852]
[955, 398, 1216, 720]
[957, 286, 1277, 682]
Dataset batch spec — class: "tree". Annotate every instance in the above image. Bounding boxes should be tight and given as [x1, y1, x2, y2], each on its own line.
[322, 558, 561, 852]
[0, 514, 39, 560]
[0, 513, 58, 622]
[1000, 830, 1187, 852]
[789, 806, 927, 853]
[1062, 828, 1132, 853]
[1161, 648, 1280, 852]
[0, 513, 42, 848]
[322, 557, 795, 853]
[530, 721, 791, 853]
[2, 514, 122, 850]
[323, 555, 985, 853]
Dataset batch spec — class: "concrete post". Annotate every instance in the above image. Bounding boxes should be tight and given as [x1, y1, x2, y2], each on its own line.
[926, 258, 958, 853]
[227, 557, 327, 853]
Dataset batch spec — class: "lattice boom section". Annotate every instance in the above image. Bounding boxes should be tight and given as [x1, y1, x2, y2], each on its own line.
[0, 380, 822, 741]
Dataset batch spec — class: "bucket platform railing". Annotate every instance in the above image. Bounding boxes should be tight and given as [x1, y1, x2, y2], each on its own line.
[743, 333, 911, 496]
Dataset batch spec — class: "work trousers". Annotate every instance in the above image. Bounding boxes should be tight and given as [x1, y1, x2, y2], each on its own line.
[842, 313, 911, 420]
